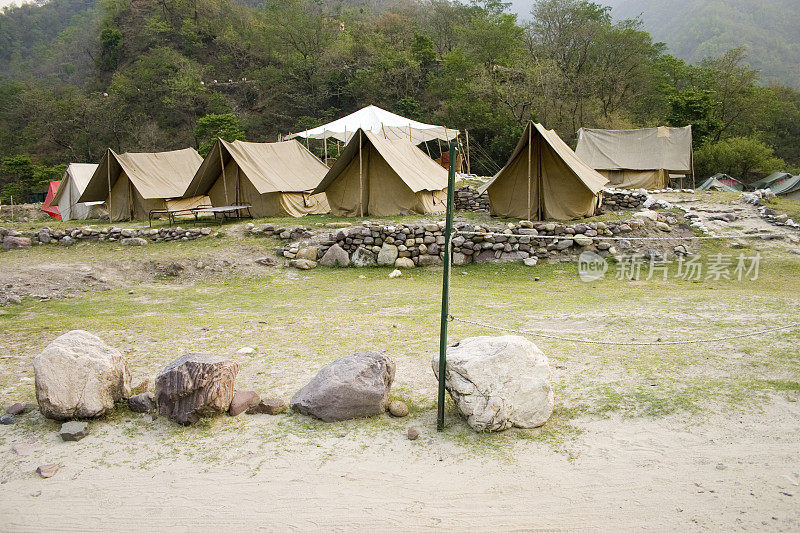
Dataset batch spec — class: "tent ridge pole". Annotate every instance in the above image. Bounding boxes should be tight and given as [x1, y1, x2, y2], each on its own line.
[437, 140, 457, 431]
[359, 130, 363, 218]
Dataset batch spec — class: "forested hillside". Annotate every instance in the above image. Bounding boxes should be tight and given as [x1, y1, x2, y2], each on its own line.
[607, 0, 800, 89]
[1, 0, 799, 201]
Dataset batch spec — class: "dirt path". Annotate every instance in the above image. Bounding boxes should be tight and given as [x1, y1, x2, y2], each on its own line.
[1, 399, 797, 531]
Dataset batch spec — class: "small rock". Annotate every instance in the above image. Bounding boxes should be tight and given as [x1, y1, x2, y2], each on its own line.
[351, 247, 377, 267]
[127, 393, 154, 413]
[236, 347, 256, 355]
[246, 397, 287, 415]
[296, 247, 318, 261]
[394, 257, 415, 269]
[407, 427, 420, 440]
[229, 390, 261, 416]
[388, 269, 402, 278]
[388, 400, 409, 417]
[12, 441, 40, 456]
[59, 421, 88, 441]
[290, 258, 317, 270]
[523, 257, 538, 267]
[254, 256, 277, 267]
[318, 244, 350, 268]
[6, 402, 25, 415]
[37, 464, 59, 479]
[0, 414, 15, 425]
[121, 237, 148, 246]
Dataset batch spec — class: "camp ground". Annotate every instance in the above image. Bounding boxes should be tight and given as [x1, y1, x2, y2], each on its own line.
[184, 138, 329, 219]
[750, 171, 794, 190]
[48, 163, 106, 221]
[312, 128, 449, 216]
[575, 126, 694, 189]
[479, 122, 608, 220]
[78, 148, 205, 221]
[696, 173, 745, 192]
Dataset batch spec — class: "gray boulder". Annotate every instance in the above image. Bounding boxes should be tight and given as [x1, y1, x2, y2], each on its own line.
[432, 335, 554, 431]
[351, 247, 377, 267]
[154, 353, 239, 425]
[377, 243, 399, 266]
[319, 244, 350, 267]
[34, 331, 131, 420]
[291, 351, 396, 422]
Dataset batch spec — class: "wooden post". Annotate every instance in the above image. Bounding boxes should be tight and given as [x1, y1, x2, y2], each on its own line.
[323, 134, 328, 166]
[358, 130, 364, 217]
[218, 140, 229, 205]
[465, 130, 471, 175]
[527, 124, 532, 221]
[107, 151, 112, 222]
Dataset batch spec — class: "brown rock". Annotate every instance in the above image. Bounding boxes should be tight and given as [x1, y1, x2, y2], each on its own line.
[388, 400, 409, 417]
[37, 464, 59, 478]
[154, 353, 239, 425]
[6, 403, 25, 415]
[246, 397, 287, 415]
[229, 390, 260, 416]
[407, 427, 420, 440]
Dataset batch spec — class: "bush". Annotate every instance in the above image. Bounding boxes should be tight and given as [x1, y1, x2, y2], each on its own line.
[694, 136, 787, 183]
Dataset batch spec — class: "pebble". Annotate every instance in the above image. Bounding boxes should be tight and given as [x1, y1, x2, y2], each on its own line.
[388, 269, 402, 278]
[59, 421, 88, 441]
[0, 414, 15, 425]
[236, 347, 256, 355]
[36, 464, 59, 479]
[388, 400, 409, 417]
[407, 427, 420, 440]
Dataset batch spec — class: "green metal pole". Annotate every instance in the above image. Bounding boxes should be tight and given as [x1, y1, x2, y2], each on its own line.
[437, 141, 457, 431]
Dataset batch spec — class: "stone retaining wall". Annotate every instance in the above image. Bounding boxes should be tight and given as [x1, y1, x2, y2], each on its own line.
[0, 225, 214, 250]
[273, 212, 686, 268]
[455, 187, 490, 212]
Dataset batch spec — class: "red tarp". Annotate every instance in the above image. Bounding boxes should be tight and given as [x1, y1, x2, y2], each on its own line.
[42, 180, 61, 219]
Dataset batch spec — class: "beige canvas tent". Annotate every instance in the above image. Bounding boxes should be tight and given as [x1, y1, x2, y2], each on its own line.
[79, 148, 204, 221]
[575, 126, 693, 189]
[479, 122, 608, 220]
[183, 139, 329, 218]
[312, 129, 448, 216]
[50, 163, 106, 220]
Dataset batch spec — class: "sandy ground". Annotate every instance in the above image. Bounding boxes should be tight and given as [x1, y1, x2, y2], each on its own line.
[1, 399, 798, 531]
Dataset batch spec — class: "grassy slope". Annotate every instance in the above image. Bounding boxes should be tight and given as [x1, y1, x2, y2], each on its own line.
[1, 237, 799, 452]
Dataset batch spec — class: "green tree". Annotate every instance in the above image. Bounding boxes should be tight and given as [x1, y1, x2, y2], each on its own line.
[665, 88, 721, 145]
[97, 27, 122, 71]
[194, 113, 246, 156]
[694, 137, 786, 183]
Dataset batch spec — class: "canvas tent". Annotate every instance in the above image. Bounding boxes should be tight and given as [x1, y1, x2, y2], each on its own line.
[312, 129, 448, 216]
[767, 175, 800, 201]
[183, 138, 329, 218]
[79, 148, 204, 221]
[478, 122, 608, 220]
[697, 173, 744, 192]
[750, 171, 793, 190]
[287, 105, 459, 146]
[575, 126, 693, 189]
[49, 163, 106, 220]
[41, 181, 61, 219]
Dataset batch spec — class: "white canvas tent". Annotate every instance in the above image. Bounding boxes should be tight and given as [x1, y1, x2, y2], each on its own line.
[184, 138, 330, 218]
[287, 105, 459, 146]
[49, 163, 106, 220]
[79, 148, 204, 221]
[575, 126, 693, 189]
[313, 129, 448, 217]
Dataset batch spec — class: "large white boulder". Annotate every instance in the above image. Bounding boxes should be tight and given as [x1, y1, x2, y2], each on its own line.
[432, 335, 554, 431]
[34, 331, 131, 420]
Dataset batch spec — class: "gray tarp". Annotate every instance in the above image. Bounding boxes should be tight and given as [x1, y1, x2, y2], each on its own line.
[575, 126, 693, 189]
[479, 122, 608, 220]
[185, 138, 329, 218]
